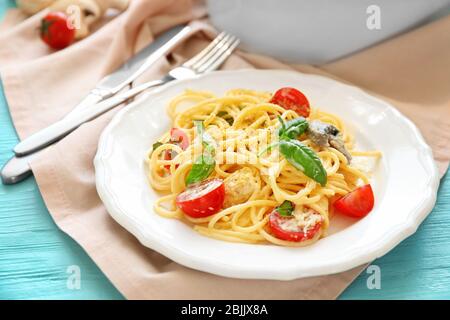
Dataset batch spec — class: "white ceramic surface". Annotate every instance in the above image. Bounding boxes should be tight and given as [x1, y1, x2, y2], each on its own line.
[94, 70, 439, 280]
[207, 0, 450, 64]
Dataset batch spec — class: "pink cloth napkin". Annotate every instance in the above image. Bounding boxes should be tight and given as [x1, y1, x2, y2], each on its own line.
[0, 0, 449, 299]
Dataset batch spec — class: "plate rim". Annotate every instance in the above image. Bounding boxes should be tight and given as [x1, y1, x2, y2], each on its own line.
[94, 69, 439, 280]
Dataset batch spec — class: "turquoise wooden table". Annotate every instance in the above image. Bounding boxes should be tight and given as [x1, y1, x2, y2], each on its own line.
[1, 2, 450, 300]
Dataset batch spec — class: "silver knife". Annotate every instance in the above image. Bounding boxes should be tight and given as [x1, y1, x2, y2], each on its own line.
[1, 80, 164, 184]
[14, 24, 194, 156]
[0, 24, 196, 185]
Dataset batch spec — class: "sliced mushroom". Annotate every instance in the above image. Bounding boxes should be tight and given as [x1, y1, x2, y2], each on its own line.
[306, 120, 352, 163]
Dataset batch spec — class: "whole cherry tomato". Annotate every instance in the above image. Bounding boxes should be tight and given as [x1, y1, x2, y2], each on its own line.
[40, 12, 75, 50]
[270, 87, 311, 117]
[333, 184, 375, 218]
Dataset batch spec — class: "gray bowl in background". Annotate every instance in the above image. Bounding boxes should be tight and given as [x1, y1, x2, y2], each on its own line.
[208, 0, 450, 64]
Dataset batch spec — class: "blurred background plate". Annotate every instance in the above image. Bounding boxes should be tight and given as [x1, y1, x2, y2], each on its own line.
[208, 0, 450, 64]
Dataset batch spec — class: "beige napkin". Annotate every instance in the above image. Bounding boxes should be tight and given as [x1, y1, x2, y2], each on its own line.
[0, 0, 449, 299]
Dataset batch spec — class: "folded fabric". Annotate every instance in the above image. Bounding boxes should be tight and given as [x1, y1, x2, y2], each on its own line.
[0, 0, 448, 299]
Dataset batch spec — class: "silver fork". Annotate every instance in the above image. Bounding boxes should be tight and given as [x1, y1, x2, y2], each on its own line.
[1, 32, 240, 184]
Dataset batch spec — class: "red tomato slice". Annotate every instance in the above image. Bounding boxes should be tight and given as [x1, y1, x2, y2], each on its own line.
[164, 149, 175, 170]
[176, 178, 225, 218]
[270, 87, 310, 117]
[268, 210, 322, 242]
[333, 184, 375, 218]
[164, 128, 189, 170]
[170, 128, 189, 150]
[40, 12, 75, 50]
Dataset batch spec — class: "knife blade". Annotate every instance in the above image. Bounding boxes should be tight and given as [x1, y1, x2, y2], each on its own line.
[13, 24, 195, 156]
[0, 78, 168, 185]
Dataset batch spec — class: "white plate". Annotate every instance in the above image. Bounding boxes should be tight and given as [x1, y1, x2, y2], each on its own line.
[94, 69, 439, 280]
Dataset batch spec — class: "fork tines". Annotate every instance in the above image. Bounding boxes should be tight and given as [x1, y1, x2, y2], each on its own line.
[183, 31, 240, 73]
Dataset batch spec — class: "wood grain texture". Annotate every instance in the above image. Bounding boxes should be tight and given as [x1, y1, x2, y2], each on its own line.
[0, 3, 449, 299]
[0, 81, 123, 300]
[341, 174, 450, 299]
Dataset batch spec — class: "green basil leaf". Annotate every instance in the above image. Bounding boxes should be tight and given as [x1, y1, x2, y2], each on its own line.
[185, 153, 215, 185]
[193, 120, 216, 151]
[277, 116, 287, 133]
[276, 200, 294, 217]
[279, 139, 327, 186]
[193, 119, 204, 136]
[257, 142, 280, 157]
[186, 120, 217, 185]
[151, 141, 163, 154]
[278, 117, 309, 140]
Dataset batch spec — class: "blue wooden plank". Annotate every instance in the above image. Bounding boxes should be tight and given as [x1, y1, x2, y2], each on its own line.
[0, 80, 123, 300]
[1, 3, 450, 299]
[341, 173, 450, 299]
[0, 0, 15, 19]
[0, 2, 121, 300]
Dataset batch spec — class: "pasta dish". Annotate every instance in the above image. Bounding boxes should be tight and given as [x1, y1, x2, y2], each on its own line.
[147, 87, 381, 246]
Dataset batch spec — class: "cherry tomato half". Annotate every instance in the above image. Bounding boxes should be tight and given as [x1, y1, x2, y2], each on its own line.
[40, 12, 75, 50]
[268, 210, 322, 242]
[333, 184, 375, 218]
[164, 128, 189, 170]
[176, 178, 225, 218]
[270, 87, 310, 117]
[170, 128, 190, 150]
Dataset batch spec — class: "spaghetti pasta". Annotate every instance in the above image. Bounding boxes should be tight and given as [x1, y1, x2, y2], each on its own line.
[146, 88, 381, 246]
